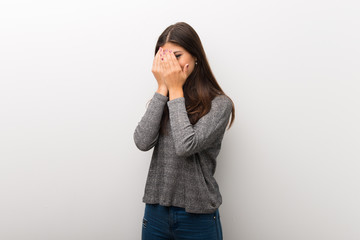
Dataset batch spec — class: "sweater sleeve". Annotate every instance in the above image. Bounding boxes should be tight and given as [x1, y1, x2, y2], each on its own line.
[134, 92, 168, 151]
[167, 95, 232, 157]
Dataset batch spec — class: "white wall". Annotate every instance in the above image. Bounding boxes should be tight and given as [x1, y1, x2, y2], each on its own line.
[1, 0, 359, 239]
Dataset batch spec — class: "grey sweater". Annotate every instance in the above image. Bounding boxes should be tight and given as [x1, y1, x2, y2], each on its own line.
[134, 92, 232, 214]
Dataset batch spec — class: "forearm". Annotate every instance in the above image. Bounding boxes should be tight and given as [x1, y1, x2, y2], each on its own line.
[167, 95, 232, 156]
[134, 92, 168, 151]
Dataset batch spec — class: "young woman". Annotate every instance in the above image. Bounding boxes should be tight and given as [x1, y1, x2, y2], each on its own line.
[134, 22, 235, 240]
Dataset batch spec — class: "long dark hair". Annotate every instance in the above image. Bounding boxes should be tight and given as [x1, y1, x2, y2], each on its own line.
[155, 22, 235, 134]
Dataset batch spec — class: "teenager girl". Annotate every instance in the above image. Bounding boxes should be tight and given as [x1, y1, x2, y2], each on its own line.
[134, 22, 235, 240]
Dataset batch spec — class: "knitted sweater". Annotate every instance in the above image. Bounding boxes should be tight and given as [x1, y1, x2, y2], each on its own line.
[134, 92, 232, 214]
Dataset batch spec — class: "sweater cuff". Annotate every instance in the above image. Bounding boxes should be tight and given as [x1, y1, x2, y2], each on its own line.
[153, 92, 169, 103]
[167, 97, 185, 109]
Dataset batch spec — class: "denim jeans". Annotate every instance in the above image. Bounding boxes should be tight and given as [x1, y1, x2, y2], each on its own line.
[142, 204, 223, 240]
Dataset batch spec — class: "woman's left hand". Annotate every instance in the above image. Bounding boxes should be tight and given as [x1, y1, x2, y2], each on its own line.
[160, 50, 190, 92]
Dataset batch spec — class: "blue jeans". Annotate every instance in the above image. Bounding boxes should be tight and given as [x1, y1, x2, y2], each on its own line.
[142, 204, 223, 240]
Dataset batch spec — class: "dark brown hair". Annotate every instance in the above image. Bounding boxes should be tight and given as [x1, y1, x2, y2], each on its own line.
[155, 22, 235, 134]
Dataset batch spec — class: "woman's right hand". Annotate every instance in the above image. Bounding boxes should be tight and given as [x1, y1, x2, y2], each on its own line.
[152, 47, 168, 96]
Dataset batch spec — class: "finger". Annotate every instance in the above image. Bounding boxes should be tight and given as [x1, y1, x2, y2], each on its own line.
[160, 47, 164, 62]
[169, 50, 181, 71]
[160, 59, 165, 76]
[159, 49, 167, 72]
[167, 50, 175, 69]
[156, 47, 163, 71]
[153, 47, 161, 63]
[153, 47, 161, 71]
[163, 49, 171, 71]
[183, 64, 190, 78]
[160, 49, 165, 68]
[158, 48, 166, 75]
[160, 48, 167, 66]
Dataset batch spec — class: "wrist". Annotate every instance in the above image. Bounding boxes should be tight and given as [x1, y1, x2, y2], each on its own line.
[168, 87, 184, 100]
[156, 86, 168, 96]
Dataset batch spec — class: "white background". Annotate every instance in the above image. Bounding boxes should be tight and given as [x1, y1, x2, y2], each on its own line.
[1, 0, 359, 239]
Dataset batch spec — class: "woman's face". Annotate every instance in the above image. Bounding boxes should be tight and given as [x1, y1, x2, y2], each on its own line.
[161, 42, 197, 75]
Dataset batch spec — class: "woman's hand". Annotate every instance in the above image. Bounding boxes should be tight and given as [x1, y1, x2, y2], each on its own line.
[152, 47, 168, 96]
[160, 50, 190, 100]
